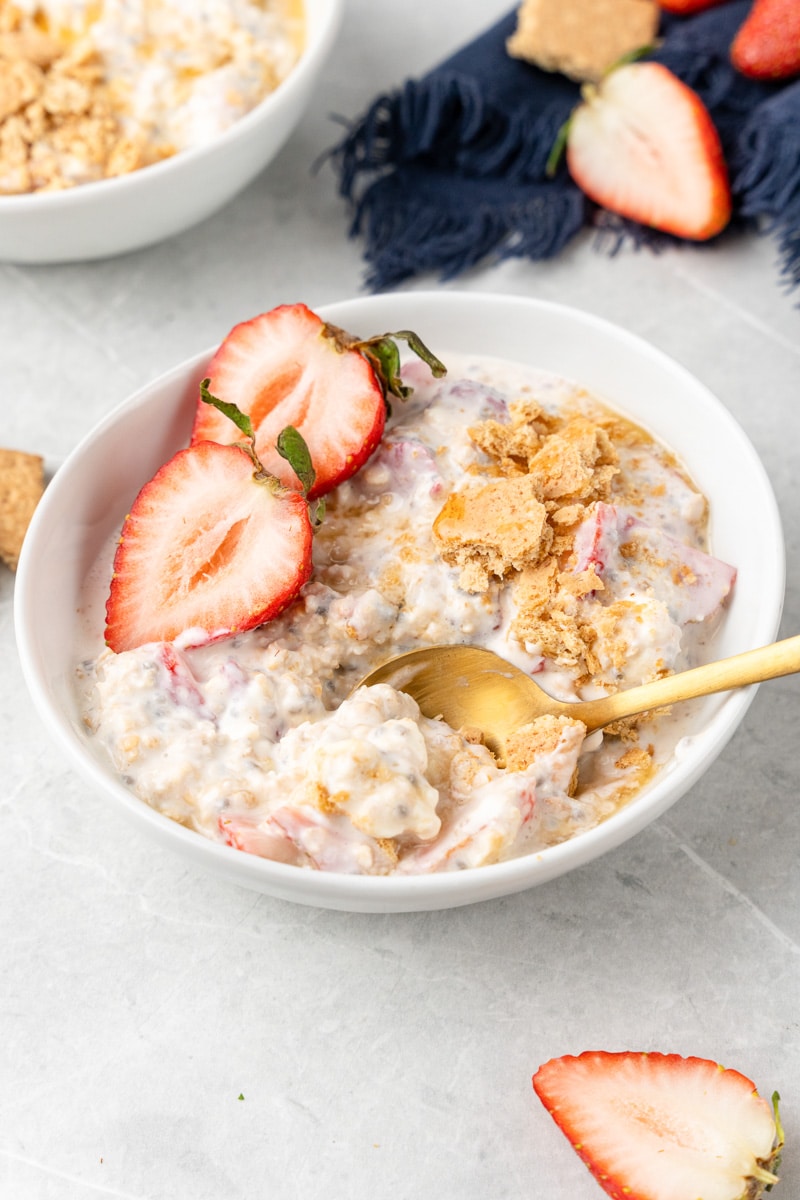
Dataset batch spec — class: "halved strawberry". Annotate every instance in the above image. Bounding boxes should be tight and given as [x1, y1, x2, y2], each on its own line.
[731, 0, 800, 80]
[533, 1051, 783, 1200]
[190, 303, 445, 499]
[563, 62, 732, 240]
[105, 440, 313, 653]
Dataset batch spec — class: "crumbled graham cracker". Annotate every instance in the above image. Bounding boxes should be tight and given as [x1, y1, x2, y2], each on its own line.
[507, 0, 660, 83]
[433, 474, 553, 593]
[0, 28, 136, 194]
[527, 415, 618, 505]
[0, 19, 153, 194]
[468, 396, 562, 474]
[0, 447, 44, 570]
[505, 713, 584, 776]
[0, 30, 62, 69]
[614, 743, 655, 776]
[375, 836, 399, 864]
[467, 418, 536, 475]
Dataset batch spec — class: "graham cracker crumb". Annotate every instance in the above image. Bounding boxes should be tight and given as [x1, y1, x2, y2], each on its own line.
[433, 474, 553, 593]
[0, 447, 44, 570]
[507, 0, 660, 83]
[527, 416, 618, 505]
[614, 744, 655, 774]
[505, 713, 584, 776]
[0, 27, 134, 195]
[308, 780, 339, 815]
[468, 417, 541, 472]
[375, 836, 399, 864]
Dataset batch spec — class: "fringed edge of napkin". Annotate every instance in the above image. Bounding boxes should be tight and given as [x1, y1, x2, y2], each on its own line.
[732, 82, 800, 290]
[331, 74, 588, 289]
[347, 168, 588, 291]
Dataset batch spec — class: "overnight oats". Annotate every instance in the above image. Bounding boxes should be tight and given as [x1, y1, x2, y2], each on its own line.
[0, 0, 303, 193]
[75, 304, 736, 877]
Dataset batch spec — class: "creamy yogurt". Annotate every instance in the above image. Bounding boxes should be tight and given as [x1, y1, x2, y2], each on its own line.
[76, 353, 736, 875]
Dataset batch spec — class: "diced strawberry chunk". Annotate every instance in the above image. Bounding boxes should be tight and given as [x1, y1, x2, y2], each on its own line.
[218, 807, 399, 875]
[572, 502, 736, 625]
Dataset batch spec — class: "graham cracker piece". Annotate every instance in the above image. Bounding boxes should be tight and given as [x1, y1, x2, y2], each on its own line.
[0, 448, 44, 570]
[513, 562, 597, 672]
[527, 415, 618, 505]
[505, 713, 584, 775]
[507, 0, 660, 83]
[433, 474, 553, 593]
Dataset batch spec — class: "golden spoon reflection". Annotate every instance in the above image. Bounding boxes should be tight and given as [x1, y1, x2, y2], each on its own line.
[358, 637, 800, 765]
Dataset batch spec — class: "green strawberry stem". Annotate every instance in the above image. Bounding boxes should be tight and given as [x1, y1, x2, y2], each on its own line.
[200, 379, 324, 523]
[323, 324, 447, 402]
[358, 330, 447, 400]
[276, 425, 316, 496]
[276, 425, 326, 525]
[764, 1091, 784, 1191]
[601, 42, 658, 76]
[546, 116, 572, 179]
[200, 379, 256, 444]
[546, 43, 658, 179]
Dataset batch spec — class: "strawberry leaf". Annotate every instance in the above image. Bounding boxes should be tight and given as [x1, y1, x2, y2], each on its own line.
[276, 425, 316, 497]
[361, 338, 409, 399]
[353, 330, 447, 401]
[392, 330, 447, 379]
[200, 378, 255, 442]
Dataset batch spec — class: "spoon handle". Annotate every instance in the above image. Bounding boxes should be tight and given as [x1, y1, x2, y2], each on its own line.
[571, 633, 800, 733]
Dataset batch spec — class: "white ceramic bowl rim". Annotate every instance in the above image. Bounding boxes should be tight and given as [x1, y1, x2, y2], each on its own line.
[0, 0, 342, 211]
[14, 292, 786, 911]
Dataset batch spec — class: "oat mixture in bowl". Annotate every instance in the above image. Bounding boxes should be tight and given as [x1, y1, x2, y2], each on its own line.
[15, 294, 784, 911]
[75, 340, 736, 877]
[0, 0, 303, 193]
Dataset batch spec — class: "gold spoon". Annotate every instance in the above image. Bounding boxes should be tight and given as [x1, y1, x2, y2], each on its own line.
[358, 636, 800, 764]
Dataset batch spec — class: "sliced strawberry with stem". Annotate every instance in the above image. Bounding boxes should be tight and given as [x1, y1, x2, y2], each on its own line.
[533, 1051, 783, 1200]
[190, 302, 446, 500]
[105, 400, 314, 653]
[731, 0, 800, 80]
[199, 378, 326, 526]
[552, 61, 731, 241]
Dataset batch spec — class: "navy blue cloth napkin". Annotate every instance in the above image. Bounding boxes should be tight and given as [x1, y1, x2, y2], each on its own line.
[330, 2, 800, 291]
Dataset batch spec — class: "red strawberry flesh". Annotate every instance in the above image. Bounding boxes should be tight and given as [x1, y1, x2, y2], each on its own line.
[190, 303, 387, 499]
[533, 1051, 781, 1200]
[731, 0, 800, 80]
[658, 0, 727, 11]
[105, 441, 313, 652]
[566, 62, 731, 241]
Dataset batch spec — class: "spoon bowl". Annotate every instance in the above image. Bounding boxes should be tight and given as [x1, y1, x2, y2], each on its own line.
[359, 637, 800, 765]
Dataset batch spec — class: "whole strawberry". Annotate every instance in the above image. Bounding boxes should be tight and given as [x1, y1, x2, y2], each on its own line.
[559, 61, 732, 240]
[731, 0, 800, 80]
[533, 1051, 783, 1200]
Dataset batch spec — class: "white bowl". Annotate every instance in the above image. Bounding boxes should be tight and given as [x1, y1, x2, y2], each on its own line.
[14, 293, 785, 912]
[0, 0, 341, 264]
